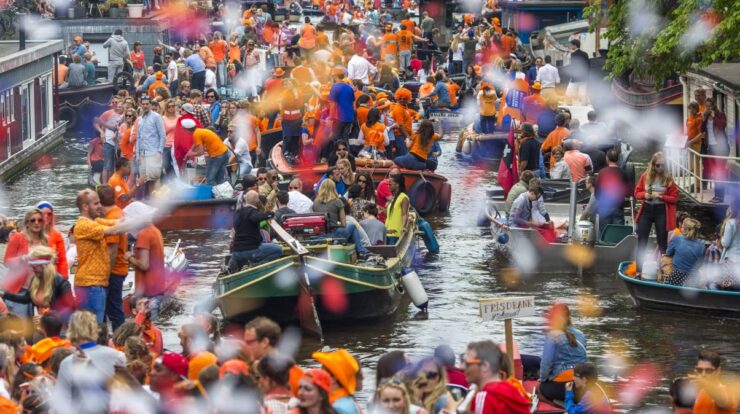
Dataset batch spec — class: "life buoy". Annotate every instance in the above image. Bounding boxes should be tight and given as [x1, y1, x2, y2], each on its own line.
[113, 71, 135, 91]
[58, 106, 78, 129]
[437, 182, 452, 212]
[407, 179, 436, 215]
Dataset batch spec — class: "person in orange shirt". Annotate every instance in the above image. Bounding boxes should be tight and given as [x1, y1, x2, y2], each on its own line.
[97, 184, 128, 332]
[227, 34, 242, 73]
[299, 17, 318, 55]
[147, 72, 168, 99]
[396, 24, 425, 72]
[355, 95, 372, 128]
[690, 350, 737, 414]
[685, 101, 704, 193]
[108, 158, 143, 210]
[30, 313, 71, 370]
[390, 88, 417, 153]
[198, 39, 217, 71]
[378, 23, 399, 65]
[209, 31, 228, 86]
[447, 79, 461, 108]
[394, 120, 439, 170]
[183, 119, 230, 185]
[522, 82, 546, 123]
[501, 29, 517, 58]
[35, 201, 69, 278]
[359, 107, 389, 155]
[540, 113, 571, 170]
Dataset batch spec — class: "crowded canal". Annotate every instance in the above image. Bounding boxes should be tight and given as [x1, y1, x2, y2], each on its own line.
[5, 134, 739, 409]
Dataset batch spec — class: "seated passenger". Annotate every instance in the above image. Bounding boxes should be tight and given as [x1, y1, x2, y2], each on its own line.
[539, 303, 588, 403]
[549, 146, 571, 180]
[508, 181, 551, 228]
[229, 190, 284, 272]
[360, 204, 386, 246]
[664, 217, 704, 286]
[358, 108, 389, 157]
[300, 112, 320, 166]
[312, 180, 371, 260]
[504, 170, 535, 213]
[564, 363, 612, 414]
[394, 120, 439, 171]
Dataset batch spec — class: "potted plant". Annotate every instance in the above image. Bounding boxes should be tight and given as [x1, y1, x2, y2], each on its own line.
[127, 0, 144, 18]
[105, 0, 126, 18]
[71, 0, 85, 18]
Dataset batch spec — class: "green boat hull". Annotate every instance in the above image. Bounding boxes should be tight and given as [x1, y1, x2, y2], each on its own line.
[215, 222, 418, 323]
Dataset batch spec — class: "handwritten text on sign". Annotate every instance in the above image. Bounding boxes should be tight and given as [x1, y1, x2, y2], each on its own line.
[479, 296, 536, 321]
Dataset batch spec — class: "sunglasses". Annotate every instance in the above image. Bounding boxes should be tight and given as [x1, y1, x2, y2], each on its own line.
[358, 179, 367, 183]
[289, 186, 300, 190]
[695, 367, 716, 374]
[27, 218, 43, 224]
[654, 163, 663, 168]
[257, 177, 267, 181]
[423, 371, 440, 380]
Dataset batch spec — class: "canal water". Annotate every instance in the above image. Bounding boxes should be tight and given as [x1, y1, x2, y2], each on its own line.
[4, 134, 740, 411]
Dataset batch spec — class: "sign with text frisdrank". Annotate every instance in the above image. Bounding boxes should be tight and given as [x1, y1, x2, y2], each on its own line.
[479, 296, 535, 322]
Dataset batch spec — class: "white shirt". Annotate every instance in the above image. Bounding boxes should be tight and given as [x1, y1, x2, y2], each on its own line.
[224, 137, 249, 158]
[347, 54, 377, 84]
[452, 43, 463, 61]
[536, 63, 560, 88]
[288, 190, 314, 214]
[167, 60, 178, 82]
[707, 118, 717, 145]
[204, 69, 217, 91]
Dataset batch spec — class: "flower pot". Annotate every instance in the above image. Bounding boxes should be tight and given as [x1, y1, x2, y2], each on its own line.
[109, 7, 124, 18]
[67, 7, 74, 18]
[127, 3, 143, 18]
[73, 5, 86, 18]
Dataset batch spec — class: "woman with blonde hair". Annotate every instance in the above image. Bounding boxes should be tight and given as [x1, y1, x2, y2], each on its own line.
[35, 201, 68, 278]
[4, 209, 47, 265]
[664, 217, 705, 286]
[312, 179, 371, 260]
[374, 380, 425, 414]
[336, 158, 355, 189]
[408, 358, 456, 414]
[162, 98, 180, 180]
[0, 246, 75, 319]
[634, 152, 679, 274]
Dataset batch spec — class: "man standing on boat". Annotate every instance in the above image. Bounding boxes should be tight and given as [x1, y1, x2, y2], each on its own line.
[135, 96, 166, 194]
[229, 190, 283, 272]
[103, 29, 131, 82]
[594, 149, 631, 229]
[536, 56, 559, 103]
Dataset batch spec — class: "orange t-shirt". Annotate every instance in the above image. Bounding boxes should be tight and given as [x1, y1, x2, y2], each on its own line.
[300, 24, 317, 50]
[108, 172, 131, 210]
[410, 132, 440, 160]
[397, 30, 414, 52]
[120, 121, 136, 159]
[447, 82, 460, 106]
[361, 122, 387, 151]
[73, 217, 111, 287]
[419, 82, 435, 99]
[381, 33, 399, 58]
[209, 39, 228, 63]
[693, 386, 737, 414]
[134, 225, 166, 297]
[260, 116, 282, 132]
[391, 104, 414, 137]
[105, 206, 128, 276]
[193, 128, 228, 157]
[541, 127, 572, 167]
[401, 19, 415, 33]
[686, 113, 703, 150]
[245, 114, 260, 151]
[501, 34, 517, 56]
[228, 42, 241, 63]
[356, 106, 370, 127]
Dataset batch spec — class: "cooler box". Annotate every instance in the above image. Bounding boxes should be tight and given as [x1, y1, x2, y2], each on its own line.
[282, 214, 327, 238]
[189, 185, 213, 201]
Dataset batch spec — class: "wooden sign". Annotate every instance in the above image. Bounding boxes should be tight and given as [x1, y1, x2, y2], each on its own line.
[479, 296, 535, 322]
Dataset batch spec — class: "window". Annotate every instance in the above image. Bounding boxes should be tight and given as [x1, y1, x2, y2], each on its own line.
[20, 83, 32, 143]
[0, 92, 4, 126]
[40, 76, 49, 132]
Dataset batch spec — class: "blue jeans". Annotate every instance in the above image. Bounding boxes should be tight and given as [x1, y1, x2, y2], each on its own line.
[394, 153, 427, 170]
[75, 286, 108, 323]
[399, 50, 411, 71]
[332, 223, 369, 256]
[206, 152, 229, 185]
[229, 243, 284, 271]
[216, 62, 226, 87]
[103, 142, 116, 173]
[105, 274, 126, 332]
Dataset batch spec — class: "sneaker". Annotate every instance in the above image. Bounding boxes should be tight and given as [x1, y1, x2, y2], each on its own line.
[358, 252, 371, 261]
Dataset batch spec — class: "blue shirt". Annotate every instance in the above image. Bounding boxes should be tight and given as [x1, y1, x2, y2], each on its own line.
[329, 82, 356, 122]
[667, 235, 705, 273]
[537, 108, 558, 138]
[540, 327, 587, 381]
[70, 44, 87, 58]
[565, 389, 611, 414]
[315, 175, 347, 196]
[135, 110, 166, 155]
[428, 80, 451, 106]
[185, 54, 205, 73]
[332, 396, 361, 414]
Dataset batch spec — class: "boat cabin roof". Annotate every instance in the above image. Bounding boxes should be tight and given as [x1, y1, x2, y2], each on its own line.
[693, 63, 740, 91]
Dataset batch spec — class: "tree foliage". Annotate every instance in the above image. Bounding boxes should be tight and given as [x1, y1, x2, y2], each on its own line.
[584, 0, 740, 85]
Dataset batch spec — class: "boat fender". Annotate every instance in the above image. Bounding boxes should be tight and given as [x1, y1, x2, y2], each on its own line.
[476, 209, 491, 227]
[437, 182, 452, 212]
[58, 106, 78, 130]
[418, 218, 440, 253]
[462, 139, 472, 155]
[407, 180, 436, 215]
[401, 268, 428, 310]
[455, 129, 466, 153]
[496, 232, 509, 244]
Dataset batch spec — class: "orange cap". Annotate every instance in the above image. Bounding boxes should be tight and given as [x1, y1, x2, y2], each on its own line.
[531, 82, 542, 91]
[218, 359, 250, 379]
[303, 368, 332, 395]
[274, 67, 285, 77]
[312, 348, 359, 395]
[155, 71, 164, 80]
[188, 351, 218, 381]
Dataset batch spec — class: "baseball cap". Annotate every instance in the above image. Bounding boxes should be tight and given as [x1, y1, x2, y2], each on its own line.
[158, 351, 188, 378]
[181, 103, 195, 114]
[181, 119, 197, 129]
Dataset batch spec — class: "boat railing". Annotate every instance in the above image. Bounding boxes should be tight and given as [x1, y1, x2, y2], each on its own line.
[664, 139, 740, 203]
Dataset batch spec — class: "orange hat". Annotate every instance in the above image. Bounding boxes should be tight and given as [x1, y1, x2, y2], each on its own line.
[375, 92, 389, 101]
[155, 71, 164, 80]
[188, 351, 218, 381]
[492, 17, 500, 24]
[473, 64, 482, 75]
[303, 369, 332, 395]
[219, 359, 250, 379]
[394, 88, 412, 102]
[332, 67, 346, 76]
[376, 98, 392, 110]
[531, 82, 542, 91]
[312, 348, 359, 395]
[289, 365, 304, 396]
[274, 67, 285, 77]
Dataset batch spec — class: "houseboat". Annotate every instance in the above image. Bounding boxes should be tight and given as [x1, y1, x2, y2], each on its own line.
[0, 39, 67, 181]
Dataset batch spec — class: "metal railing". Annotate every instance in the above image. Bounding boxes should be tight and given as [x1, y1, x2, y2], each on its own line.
[664, 139, 740, 203]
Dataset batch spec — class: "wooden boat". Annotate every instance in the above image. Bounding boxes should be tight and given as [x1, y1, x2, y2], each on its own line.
[154, 198, 237, 231]
[214, 217, 419, 323]
[270, 145, 452, 214]
[455, 123, 510, 167]
[617, 261, 740, 315]
[68, 244, 188, 316]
